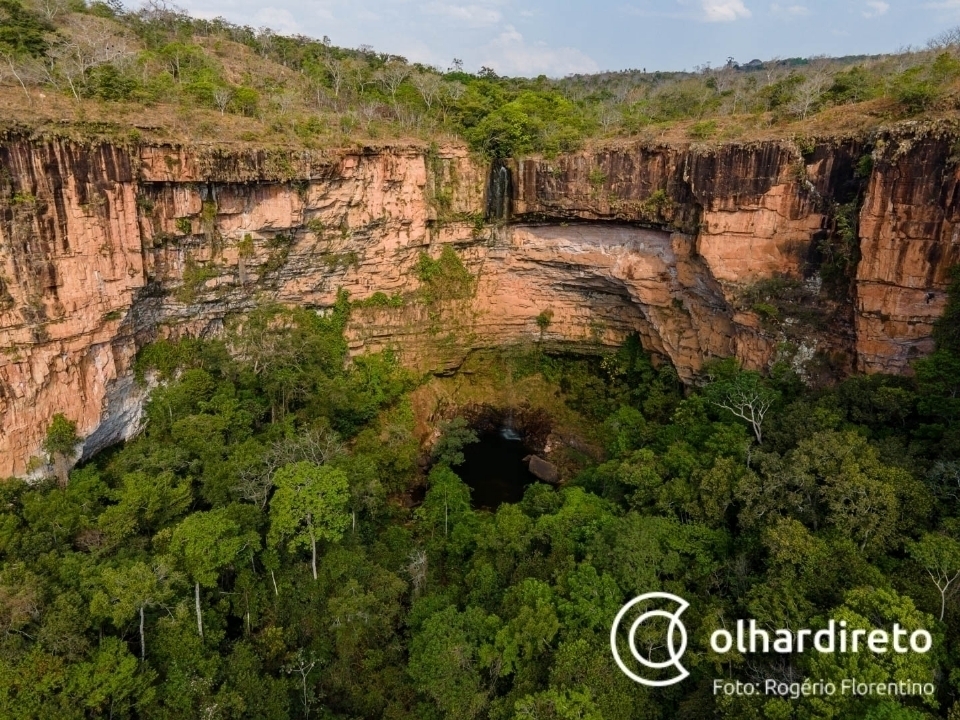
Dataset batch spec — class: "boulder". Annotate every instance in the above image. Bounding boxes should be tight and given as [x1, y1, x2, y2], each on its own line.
[523, 454, 560, 484]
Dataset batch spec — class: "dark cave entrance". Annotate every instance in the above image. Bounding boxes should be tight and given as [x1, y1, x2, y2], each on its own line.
[458, 427, 537, 510]
[455, 405, 553, 510]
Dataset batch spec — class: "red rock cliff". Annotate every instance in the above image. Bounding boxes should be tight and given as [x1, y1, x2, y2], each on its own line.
[0, 128, 956, 476]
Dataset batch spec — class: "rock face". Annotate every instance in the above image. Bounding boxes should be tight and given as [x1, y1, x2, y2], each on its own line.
[0, 129, 957, 477]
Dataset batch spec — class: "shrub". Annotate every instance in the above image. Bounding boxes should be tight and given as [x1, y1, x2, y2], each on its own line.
[415, 246, 473, 303]
[892, 68, 940, 114]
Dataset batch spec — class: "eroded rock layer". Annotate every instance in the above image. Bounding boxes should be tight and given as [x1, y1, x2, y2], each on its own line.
[0, 129, 957, 476]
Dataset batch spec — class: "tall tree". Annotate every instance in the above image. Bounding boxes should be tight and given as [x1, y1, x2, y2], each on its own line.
[268, 462, 349, 580]
[170, 508, 257, 637]
[908, 532, 960, 621]
[705, 367, 778, 444]
[43, 413, 80, 488]
[90, 561, 177, 661]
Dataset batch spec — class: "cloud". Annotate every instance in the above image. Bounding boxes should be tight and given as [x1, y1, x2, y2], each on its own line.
[421, 2, 502, 27]
[479, 25, 600, 77]
[701, 0, 752, 21]
[862, 0, 889, 16]
[770, 3, 810, 16]
[253, 7, 302, 33]
[624, 0, 750, 21]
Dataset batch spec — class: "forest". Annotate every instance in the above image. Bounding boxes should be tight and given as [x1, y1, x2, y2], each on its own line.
[0, 263, 957, 719]
[3, 0, 960, 152]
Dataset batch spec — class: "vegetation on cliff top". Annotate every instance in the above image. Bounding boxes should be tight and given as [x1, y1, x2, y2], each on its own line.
[3, 0, 960, 153]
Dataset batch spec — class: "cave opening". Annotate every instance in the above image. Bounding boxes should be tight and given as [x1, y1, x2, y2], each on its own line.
[454, 405, 553, 510]
[458, 426, 537, 510]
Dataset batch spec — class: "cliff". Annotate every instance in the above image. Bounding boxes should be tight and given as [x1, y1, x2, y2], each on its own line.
[0, 127, 957, 477]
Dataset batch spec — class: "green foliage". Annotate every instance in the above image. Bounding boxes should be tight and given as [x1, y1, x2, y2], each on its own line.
[354, 291, 405, 308]
[689, 119, 718, 139]
[934, 266, 960, 355]
[176, 256, 218, 303]
[415, 246, 474, 303]
[0, 0, 53, 58]
[464, 90, 592, 158]
[268, 462, 349, 553]
[536, 308, 554, 336]
[430, 418, 479, 467]
[43, 414, 80, 459]
[824, 65, 881, 105]
[171, 508, 257, 586]
[892, 67, 942, 115]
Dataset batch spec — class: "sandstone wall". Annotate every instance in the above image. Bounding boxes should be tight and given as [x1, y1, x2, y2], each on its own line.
[0, 130, 956, 476]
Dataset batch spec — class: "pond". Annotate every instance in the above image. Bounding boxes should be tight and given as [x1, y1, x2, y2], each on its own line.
[457, 427, 537, 510]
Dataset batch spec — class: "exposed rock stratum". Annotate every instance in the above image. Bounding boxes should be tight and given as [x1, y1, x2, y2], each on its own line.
[0, 128, 958, 476]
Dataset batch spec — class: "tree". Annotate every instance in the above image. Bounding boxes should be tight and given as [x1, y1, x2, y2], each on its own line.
[908, 533, 960, 621]
[65, 637, 157, 717]
[0, 0, 54, 58]
[268, 462, 349, 580]
[408, 605, 501, 720]
[283, 648, 319, 720]
[323, 56, 357, 100]
[411, 71, 443, 110]
[90, 561, 177, 661]
[705, 367, 778, 444]
[416, 465, 472, 538]
[212, 86, 232, 114]
[805, 588, 939, 718]
[43, 413, 80, 488]
[514, 688, 604, 720]
[97, 470, 192, 547]
[170, 508, 258, 637]
[374, 61, 410, 118]
[431, 418, 478, 467]
[933, 265, 960, 355]
[45, 14, 134, 100]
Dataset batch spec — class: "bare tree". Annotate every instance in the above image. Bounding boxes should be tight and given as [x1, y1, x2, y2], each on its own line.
[272, 89, 299, 117]
[1, 54, 32, 98]
[406, 549, 428, 598]
[597, 102, 621, 132]
[269, 427, 344, 468]
[788, 75, 828, 120]
[411, 71, 443, 110]
[928, 26, 960, 53]
[46, 15, 134, 100]
[35, 0, 69, 21]
[706, 370, 777, 444]
[323, 56, 350, 99]
[436, 80, 464, 122]
[358, 101, 383, 129]
[374, 61, 410, 118]
[213, 87, 232, 115]
[284, 649, 319, 720]
[135, 0, 188, 32]
[234, 427, 344, 511]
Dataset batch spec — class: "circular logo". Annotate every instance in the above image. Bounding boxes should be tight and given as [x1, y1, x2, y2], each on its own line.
[610, 592, 690, 687]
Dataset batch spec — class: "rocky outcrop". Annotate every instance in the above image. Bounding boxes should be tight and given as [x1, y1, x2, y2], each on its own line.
[0, 128, 957, 477]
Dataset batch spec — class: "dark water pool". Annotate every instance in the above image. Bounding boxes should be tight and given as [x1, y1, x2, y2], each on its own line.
[458, 428, 537, 510]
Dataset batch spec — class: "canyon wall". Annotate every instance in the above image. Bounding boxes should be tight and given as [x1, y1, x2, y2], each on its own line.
[0, 128, 957, 476]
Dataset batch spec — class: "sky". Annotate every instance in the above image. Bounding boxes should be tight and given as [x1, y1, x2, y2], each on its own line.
[165, 0, 960, 77]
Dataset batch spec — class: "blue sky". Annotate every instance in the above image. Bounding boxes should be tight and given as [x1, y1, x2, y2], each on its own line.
[169, 0, 960, 76]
